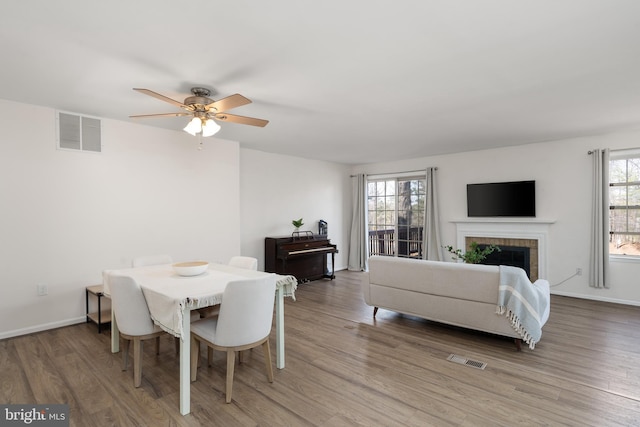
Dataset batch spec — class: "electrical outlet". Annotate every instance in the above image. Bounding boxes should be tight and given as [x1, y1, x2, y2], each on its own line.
[37, 284, 47, 296]
[576, 268, 582, 276]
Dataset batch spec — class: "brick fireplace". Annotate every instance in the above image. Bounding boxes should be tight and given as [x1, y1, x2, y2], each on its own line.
[464, 236, 538, 281]
[453, 219, 554, 281]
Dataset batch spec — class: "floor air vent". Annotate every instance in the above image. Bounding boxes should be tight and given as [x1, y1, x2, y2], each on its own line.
[447, 354, 487, 370]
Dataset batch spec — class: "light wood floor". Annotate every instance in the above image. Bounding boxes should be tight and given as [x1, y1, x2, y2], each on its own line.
[2, 270, 640, 426]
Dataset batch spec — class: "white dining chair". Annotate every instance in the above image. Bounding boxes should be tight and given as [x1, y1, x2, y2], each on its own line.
[132, 254, 172, 267]
[228, 256, 258, 270]
[190, 275, 277, 403]
[108, 273, 165, 387]
[198, 256, 260, 319]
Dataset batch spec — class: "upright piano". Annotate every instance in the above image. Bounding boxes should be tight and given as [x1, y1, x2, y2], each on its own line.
[265, 234, 338, 282]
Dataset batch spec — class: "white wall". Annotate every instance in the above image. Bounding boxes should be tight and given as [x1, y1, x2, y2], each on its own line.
[352, 129, 640, 305]
[239, 149, 350, 271]
[0, 99, 241, 338]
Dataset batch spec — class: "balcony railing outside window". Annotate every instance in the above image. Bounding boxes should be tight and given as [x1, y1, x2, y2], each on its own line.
[369, 227, 424, 258]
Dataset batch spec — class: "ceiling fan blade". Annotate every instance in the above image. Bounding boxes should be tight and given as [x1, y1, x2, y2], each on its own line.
[208, 94, 251, 112]
[215, 113, 269, 127]
[129, 112, 192, 119]
[133, 88, 188, 109]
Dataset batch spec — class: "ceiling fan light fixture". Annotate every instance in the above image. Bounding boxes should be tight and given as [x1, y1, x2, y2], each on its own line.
[183, 117, 202, 136]
[132, 87, 267, 136]
[201, 118, 221, 137]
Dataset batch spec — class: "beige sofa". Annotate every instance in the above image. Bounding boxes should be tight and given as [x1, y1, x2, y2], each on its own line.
[361, 255, 551, 349]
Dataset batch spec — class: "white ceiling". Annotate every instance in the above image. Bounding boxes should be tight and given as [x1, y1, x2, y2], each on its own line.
[2, 1, 640, 164]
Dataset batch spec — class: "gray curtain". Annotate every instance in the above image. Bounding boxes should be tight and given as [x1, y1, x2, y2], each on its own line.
[348, 174, 369, 271]
[422, 167, 444, 261]
[590, 149, 610, 288]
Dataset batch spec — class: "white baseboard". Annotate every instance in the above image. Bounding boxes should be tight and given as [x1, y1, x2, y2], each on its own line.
[0, 316, 86, 340]
[551, 290, 640, 307]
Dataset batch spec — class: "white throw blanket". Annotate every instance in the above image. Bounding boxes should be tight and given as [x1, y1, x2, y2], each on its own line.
[497, 265, 549, 349]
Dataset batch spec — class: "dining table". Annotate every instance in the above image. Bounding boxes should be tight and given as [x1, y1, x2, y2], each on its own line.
[103, 262, 297, 415]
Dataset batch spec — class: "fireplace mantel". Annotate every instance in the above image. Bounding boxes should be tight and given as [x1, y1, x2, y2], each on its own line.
[451, 219, 555, 279]
[451, 218, 556, 225]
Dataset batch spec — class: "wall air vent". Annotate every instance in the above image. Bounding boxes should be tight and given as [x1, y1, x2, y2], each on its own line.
[56, 111, 101, 153]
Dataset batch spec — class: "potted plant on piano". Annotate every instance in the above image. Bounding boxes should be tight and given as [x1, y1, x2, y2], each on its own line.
[292, 218, 304, 232]
[291, 218, 313, 240]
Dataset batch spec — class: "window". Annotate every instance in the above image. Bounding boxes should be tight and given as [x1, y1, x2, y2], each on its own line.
[610, 150, 640, 256]
[367, 176, 425, 258]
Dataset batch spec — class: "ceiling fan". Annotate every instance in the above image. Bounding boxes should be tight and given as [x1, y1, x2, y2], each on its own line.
[130, 87, 268, 137]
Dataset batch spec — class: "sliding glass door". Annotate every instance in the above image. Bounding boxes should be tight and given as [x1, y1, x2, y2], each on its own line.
[367, 177, 426, 258]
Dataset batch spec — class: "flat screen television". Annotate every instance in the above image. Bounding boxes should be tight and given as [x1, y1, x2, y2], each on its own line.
[467, 180, 535, 217]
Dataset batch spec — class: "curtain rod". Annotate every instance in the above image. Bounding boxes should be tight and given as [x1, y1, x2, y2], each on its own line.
[350, 167, 437, 178]
[588, 148, 627, 155]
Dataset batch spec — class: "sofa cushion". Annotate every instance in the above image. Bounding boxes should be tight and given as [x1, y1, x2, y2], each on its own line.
[368, 256, 500, 304]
